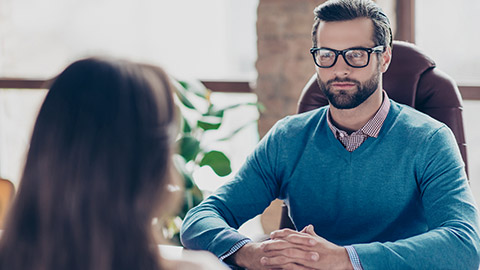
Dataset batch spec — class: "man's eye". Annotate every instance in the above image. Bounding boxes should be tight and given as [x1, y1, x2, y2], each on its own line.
[349, 50, 366, 58]
[319, 52, 334, 58]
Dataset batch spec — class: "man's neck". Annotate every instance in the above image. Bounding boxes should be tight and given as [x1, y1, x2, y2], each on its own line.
[329, 89, 384, 133]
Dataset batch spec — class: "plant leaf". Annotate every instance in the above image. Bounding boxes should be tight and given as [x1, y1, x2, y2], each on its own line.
[217, 120, 257, 141]
[205, 104, 224, 117]
[176, 91, 196, 110]
[172, 154, 194, 189]
[178, 80, 189, 89]
[178, 80, 210, 99]
[177, 135, 200, 161]
[180, 184, 203, 219]
[171, 79, 197, 109]
[197, 118, 222, 131]
[182, 117, 192, 133]
[199, 151, 232, 176]
[191, 184, 204, 205]
[207, 102, 259, 117]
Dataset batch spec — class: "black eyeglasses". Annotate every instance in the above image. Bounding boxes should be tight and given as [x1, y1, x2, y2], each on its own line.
[310, 45, 385, 68]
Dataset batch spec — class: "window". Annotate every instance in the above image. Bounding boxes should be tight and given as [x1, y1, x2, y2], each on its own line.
[0, 0, 258, 80]
[0, 0, 259, 185]
[416, 0, 480, 198]
[416, 0, 480, 86]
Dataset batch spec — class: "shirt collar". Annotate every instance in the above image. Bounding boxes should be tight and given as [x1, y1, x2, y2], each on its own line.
[327, 91, 391, 138]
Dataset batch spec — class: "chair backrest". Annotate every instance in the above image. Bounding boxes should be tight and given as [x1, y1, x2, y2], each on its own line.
[279, 40, 468, 230]
[0, 178, 15, 229]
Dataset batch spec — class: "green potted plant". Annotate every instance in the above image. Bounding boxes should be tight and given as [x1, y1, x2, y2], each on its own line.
[161, 78, 261, 245]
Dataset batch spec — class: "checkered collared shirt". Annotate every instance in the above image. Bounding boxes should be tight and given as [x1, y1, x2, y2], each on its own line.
[327, 91, 391, 152]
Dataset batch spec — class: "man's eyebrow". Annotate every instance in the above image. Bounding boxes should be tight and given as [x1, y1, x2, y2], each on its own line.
[318, 45, 375, 50]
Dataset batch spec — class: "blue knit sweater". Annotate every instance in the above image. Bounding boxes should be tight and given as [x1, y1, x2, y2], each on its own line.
[181, 100, 480, 269]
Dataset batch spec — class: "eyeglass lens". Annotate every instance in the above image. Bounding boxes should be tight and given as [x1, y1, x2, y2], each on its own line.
[315, 49, 369, 67]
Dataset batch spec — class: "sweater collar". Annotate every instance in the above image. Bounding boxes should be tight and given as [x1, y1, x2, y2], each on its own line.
[327, 90, 391, 138]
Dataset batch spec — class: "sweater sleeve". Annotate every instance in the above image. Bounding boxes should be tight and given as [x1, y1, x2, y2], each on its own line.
[180, 119, 285, 257]
[353, 126, 480, 269]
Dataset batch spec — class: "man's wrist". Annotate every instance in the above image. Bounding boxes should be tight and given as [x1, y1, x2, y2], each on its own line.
[345, 246, 362, 270]
[227, 242, 254, 268]
[230, 242, 253, 268]
[219, 238, 251, 262]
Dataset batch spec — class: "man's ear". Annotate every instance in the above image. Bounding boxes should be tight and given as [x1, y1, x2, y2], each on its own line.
[380, 46, 392, 73]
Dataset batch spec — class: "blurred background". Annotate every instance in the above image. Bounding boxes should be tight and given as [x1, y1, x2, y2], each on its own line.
[1, 0, 479, 237]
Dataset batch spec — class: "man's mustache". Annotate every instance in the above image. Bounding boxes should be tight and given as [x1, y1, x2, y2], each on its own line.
[326, 77, 360, 85]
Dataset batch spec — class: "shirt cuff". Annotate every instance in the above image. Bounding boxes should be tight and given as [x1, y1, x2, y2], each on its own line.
[345, 245, 363, 270]
[219, 238, 251, 261]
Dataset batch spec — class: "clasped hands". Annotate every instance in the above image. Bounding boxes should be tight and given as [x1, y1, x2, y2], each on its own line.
[232, 225, 353, 270]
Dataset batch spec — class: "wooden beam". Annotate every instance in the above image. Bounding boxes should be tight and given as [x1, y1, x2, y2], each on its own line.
[201, 80, 252, 93]
[0, 78, 50, 89]
[395, 0, 415, 43]
[460, 86, 480, 101]
[0, 78, 253, 93]
[3, 78, 480, 100]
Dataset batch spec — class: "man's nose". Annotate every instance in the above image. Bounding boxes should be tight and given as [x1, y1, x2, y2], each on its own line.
[333, 54, 351, 77]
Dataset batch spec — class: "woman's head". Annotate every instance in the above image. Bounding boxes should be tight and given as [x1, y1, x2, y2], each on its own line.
[28, 57, 177, 224]
[0, 58, 179, 269]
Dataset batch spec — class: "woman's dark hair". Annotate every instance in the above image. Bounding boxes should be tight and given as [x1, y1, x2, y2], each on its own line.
[311, 0, 392, 49]
[0, 58, 178, 270]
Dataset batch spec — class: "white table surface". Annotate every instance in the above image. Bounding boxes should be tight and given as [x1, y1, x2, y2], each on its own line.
[158, 244, 187, 260]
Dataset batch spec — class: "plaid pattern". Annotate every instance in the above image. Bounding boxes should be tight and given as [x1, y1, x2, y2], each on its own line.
[346, 245, 364, 270]
[327, 91, 391, 152]
[219, 238, 251, 261]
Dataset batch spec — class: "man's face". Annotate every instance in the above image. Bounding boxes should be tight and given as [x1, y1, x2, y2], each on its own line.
[315, 18, 389, 109]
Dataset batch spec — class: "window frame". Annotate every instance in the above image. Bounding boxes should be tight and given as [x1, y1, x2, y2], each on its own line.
[395, 0, 480, 100]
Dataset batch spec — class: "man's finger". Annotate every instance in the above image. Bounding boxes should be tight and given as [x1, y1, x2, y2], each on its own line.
[305, 225, 318, 237]
[270, 228, 298, 239]
[300, 225, 309, 234]
[272, 233, 318, 247]
[263, 247, 319, 261]
[260, 255, 317, 269]
[261, 239, 299, 252]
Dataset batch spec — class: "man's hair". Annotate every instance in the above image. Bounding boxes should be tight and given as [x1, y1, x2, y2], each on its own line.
[312, 0, 392, 49]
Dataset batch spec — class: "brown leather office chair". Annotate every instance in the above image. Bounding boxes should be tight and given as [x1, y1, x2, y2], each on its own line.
[279, 40, 468, 230]
[0, 178, 15, 229]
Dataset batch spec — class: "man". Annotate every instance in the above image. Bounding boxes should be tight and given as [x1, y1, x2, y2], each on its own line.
[180, 0, 480, 269]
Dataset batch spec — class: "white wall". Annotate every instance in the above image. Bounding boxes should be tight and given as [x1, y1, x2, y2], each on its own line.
[1, 0, 479, 204]
[0, 0, 258, 80]
[464, 101, 480, 201]
[416, 0, 480, 85]
[0, 0, 259, 184]
[416, 0, 480, 201]
[0, 90, 46, 184]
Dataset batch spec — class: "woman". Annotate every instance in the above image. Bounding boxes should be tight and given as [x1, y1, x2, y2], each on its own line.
[0, 58, 227, 270]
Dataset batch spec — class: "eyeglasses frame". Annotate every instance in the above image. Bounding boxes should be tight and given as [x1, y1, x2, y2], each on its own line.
[310, 45, 385, 68]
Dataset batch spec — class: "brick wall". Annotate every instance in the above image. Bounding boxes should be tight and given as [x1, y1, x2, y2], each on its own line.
[255, 0, 326, 233]
[255, 0, 326, 137]
[255, 0, 395, 137]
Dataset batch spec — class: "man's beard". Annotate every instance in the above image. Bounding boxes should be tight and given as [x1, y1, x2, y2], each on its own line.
[317, 68, 381, 109]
